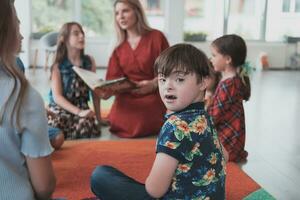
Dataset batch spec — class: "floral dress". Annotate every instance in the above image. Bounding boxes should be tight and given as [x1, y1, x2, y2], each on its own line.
[48, 56, 101, 139]
[157, 102, 226, 199]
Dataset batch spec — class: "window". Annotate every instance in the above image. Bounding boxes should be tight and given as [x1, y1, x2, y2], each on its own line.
[140, 0, 165, 31]
[227, 0, 266, 40]
[282, 0, 300, 12]
[31, 0, 165, 39]
[142, 0, 162, 15]
[31, 0, 72, 38]
[81, 0, 114, 38]
[296, 0, 300, 12]
[266, 0, 300, 41]
[282, 0, 291, 12]
[30, 0, 298, 42]
[183, 0, 223, 41]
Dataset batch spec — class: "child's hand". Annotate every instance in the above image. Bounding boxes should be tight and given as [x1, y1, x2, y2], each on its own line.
[204, 91, 213, 109]
[46, 109, 56, 118]
[78, 109, 95, 118]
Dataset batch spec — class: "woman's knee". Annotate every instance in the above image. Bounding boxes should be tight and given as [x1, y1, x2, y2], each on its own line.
[50, 132, 64, 150]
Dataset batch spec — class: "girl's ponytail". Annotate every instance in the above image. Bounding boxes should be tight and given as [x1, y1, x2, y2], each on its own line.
[238, 62, 251, 101]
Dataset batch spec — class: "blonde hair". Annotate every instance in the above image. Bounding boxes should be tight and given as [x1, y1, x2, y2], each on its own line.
[0, 0, 28, 129]
[113, 0, 152, 46]
[51, 22, 85, 75]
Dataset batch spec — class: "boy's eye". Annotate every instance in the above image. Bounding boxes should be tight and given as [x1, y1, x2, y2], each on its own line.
[176, 78, 184, 82]
[158, 77, 166, 82]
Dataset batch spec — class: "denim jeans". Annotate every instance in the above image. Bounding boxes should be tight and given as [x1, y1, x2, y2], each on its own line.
[90, 165, 156, 200]
[48, 126, 61, 140]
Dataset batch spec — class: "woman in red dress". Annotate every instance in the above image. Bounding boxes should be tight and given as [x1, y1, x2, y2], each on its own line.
[103, 0, 169, 138]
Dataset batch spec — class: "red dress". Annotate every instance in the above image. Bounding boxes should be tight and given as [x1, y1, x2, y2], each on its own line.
[208, 76, 248, 162]
[106, 29, 169, 138]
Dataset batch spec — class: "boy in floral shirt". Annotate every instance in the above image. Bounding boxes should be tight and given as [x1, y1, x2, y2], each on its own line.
[90, 44, 226, 200]
[147, 44, 226, 199]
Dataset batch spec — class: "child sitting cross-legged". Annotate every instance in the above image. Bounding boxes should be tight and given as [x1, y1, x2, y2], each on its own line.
[90, 44, 226, 200]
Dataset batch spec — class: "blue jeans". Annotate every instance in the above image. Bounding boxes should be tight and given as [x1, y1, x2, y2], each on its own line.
[90, 165, 155, 200]
[48, 126, 61, 140]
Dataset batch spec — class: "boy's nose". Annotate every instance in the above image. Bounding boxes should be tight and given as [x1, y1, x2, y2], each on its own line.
[165, 80, 173, 91]
[166, 87, 172, 92]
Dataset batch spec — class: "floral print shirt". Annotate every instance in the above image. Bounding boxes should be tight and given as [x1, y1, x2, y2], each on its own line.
[156, 102, 226, 200]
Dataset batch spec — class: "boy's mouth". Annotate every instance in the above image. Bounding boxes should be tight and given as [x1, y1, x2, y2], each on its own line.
[165, 95, 177, 100]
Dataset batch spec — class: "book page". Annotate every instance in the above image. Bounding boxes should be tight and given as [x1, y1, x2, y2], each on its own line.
[73, 66, 103, 90]
[73, 66, 137, 95]
[97, 78, 137, 94]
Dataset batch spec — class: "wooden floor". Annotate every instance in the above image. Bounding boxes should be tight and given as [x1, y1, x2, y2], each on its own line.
[26, 68, 300, 200]
[242, 70, 300, 200]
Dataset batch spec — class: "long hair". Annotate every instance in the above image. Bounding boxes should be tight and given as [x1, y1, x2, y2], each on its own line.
[113, 0, 152, 46]
[51, 22, 85, 76]
[212, 34, 251, 101]
[0, 0, 28, 129]
[154, 44, 210, 83]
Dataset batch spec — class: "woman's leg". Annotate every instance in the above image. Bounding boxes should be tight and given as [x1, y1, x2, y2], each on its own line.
[90, 165, 154, 200]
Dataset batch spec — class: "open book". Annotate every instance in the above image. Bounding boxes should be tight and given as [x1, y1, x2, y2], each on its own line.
[73, 66, 137, 95]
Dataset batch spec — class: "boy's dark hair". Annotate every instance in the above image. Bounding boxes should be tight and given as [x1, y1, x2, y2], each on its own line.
[212, 34, 251, 101]
[154, 43, 210, 83]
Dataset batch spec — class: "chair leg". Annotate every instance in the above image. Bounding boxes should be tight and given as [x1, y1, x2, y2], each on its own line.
[45, 50, 49, 70]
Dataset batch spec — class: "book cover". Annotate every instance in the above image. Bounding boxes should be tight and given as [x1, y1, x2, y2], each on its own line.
[72, 66, 137, 95]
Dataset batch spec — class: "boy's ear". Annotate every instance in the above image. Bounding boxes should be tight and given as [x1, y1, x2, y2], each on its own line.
[199, 77, 209, 91]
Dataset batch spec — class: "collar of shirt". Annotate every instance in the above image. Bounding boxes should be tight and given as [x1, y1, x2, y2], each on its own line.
[164, 101, 205, 119]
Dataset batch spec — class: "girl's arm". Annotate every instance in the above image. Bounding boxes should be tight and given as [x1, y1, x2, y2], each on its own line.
[51, 64, 94, 117]
[145, 153, 178, 198]
[208, 81, 235, 124]
[26, 155, 56, 200]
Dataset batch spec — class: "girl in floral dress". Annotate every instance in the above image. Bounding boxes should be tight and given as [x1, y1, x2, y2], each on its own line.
[48, 22, 101, 139]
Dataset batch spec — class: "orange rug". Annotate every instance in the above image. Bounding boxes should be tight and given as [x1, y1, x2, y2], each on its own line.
[52, 140, 261, 200]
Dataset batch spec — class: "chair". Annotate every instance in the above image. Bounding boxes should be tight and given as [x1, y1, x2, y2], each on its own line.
[34, 31, 58, 70]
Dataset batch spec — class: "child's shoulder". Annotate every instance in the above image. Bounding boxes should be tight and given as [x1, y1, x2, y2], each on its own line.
[167, 109, 208, 126]
[219, 76, 243, 88]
